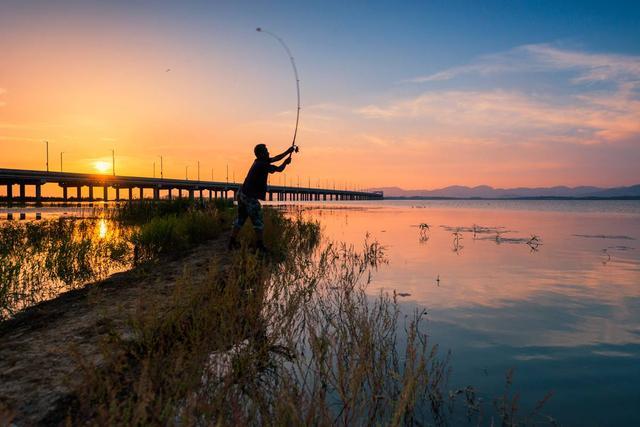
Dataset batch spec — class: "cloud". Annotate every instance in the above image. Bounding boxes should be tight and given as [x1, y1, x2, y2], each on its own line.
[405, 44, 640, 86]
[362, 45, 640, 146]
[0, 88, 5, 107]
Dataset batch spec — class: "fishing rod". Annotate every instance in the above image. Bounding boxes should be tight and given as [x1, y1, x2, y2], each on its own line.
[256, 27, 300, 158]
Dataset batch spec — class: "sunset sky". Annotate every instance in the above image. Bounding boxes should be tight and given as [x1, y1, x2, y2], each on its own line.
[1, 0, 639, 189]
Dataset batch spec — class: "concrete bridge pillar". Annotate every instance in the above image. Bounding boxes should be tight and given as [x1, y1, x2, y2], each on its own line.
[103, 186, 109, 202]
[115, 187, 120, 201]
[167, 189, 173, 200]
[88, 186, 94, 201]
[6, 184, 12, 201]
[35, 184, 42, 205]
[189, 189, 195, 201]
[153, 187, 160, 201]
[62, 186, 68, 202]
[76, 186, 82, 201]
[19, 184, 26, 202]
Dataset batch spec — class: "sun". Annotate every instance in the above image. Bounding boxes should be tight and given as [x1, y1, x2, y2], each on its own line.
[94, 161, 110, 173]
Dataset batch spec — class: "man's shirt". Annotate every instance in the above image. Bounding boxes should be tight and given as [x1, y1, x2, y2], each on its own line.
[240, 158, 277, 200]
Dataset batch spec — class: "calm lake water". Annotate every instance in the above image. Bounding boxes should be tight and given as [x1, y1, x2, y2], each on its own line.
[287, 200, 640, 426]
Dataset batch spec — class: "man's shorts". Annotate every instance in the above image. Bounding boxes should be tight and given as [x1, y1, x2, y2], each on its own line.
[234, 191, 264, 230]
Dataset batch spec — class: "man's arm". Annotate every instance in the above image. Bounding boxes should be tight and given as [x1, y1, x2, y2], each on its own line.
[269, 156, 292, 173]
[269, 146, 295, 163]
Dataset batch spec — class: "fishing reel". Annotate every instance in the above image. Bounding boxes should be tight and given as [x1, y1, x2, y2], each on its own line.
[292, 144, 299, 153]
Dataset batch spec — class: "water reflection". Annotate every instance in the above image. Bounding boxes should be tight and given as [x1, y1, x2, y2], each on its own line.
[98, 218, 108, 239]
[0, 217, 133, 319]
[289, 200, 640, 425]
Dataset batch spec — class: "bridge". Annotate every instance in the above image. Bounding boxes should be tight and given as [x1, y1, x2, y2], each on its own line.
[0, 168, 383, 204]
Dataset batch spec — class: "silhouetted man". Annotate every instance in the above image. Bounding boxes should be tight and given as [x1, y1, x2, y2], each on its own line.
[228, 143, 296, 251]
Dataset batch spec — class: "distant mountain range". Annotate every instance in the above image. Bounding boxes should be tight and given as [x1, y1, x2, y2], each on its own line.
[368, 184, 640, 199]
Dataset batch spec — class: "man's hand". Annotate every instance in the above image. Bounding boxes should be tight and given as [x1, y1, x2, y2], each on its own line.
[284, 156, 292, 165]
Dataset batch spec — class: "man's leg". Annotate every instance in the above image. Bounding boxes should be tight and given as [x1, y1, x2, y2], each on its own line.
[228, 198, 248, 250]
[247, 199, 266, 251]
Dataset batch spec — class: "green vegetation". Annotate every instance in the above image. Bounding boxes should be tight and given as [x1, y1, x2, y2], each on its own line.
[131, 206, 234, 261]
[111, 198, 234, 224]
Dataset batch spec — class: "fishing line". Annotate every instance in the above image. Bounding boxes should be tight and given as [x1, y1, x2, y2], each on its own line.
[256, 27, 300, 157]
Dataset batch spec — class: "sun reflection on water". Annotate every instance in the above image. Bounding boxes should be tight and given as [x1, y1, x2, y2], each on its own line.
[98, 218, 108, 239]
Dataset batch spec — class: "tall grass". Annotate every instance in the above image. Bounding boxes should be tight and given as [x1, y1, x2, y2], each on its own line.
[0, 218, 131, 319]
[131, 206, 233, 261]
[111, 199, 234, 224]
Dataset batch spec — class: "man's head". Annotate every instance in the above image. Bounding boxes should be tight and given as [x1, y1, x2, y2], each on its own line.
[254, 144, 269, 160]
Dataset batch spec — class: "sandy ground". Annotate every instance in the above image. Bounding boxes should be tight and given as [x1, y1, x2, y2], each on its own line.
[0, 235, 229, 425]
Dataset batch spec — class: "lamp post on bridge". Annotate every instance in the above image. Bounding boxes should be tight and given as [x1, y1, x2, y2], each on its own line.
[60, 152, 64, 172]
[185, 166, 189, 180]
[112, 149, 115, 176]
[44, 140, 49, 172]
